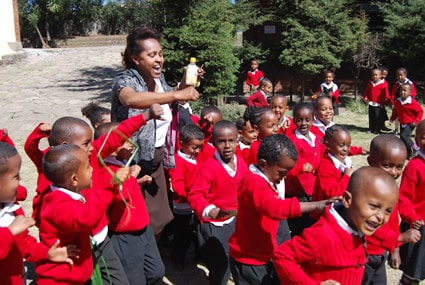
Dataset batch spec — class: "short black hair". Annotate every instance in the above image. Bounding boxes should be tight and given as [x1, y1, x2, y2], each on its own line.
[180, 124, 205, 144]
[81, 102, 111, 128]
[48, 116, 91, 146]
[0, 142, 18, 176]
[246, 107, 273, 127]
[312, 94, 332, 111]
[324, 124, 349, 143]
[258, 134, 298, 164]
[200, 105, 222, 120]
[369, 134, 406, 157]
[94, 122, 119, 140]
[42, 144, 82, 185]
[293, 102, 314, 118]
[212, 120, 237, 139]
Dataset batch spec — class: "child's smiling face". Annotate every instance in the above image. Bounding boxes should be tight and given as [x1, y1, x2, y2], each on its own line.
[0, 153, 21, 203]
[315, 97, 334, 126]
[325, 130, 351, 163]
[271, 97, 288, 120]
[294, 107, 313, 136]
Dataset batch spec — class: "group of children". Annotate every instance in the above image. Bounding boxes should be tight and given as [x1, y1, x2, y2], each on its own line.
[1, 76, 425, 285]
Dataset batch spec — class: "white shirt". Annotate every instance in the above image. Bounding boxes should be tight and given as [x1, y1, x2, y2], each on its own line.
[0, 203, 21, 227]
[154, 78, 172, 147]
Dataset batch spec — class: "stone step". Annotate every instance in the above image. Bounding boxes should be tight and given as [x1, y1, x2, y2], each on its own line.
[54, 35, 126, 48]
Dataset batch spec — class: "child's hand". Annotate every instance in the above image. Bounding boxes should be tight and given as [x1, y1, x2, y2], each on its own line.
[388, 121, 393, 126]
[313, 196, 342, 213]
[138, 175, 153, 186]
[8, 215, 35, 236]
[412, 220, 424, 230]
[321, 280, 340, 285]
[361, 149, 369, 155]
[344, 167, 354, 177]
[390, 247, 401, 269]
[47, 239, 80, 265]
[1, 128, 8, 137]
[303, 162, 314, 173]
[283, 120, 291, 130]
[111, 167, 130, 186]
[399, 228, 421, 244]
[203, 114, 214, 126]
[208, 207, 221, 219]
[39, 123, 52, 134]
[410, 123, 416, 128]
[129, 165, 141, 178]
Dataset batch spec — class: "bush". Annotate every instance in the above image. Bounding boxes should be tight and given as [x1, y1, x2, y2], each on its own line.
[190, 100, 246, 123]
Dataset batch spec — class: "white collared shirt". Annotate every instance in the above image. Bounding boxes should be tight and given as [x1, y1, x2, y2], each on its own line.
[154, 78, 172, 147]
[398, 96, 412, 106]
[295, 130, 316, 147]
[329, 203, 361, 237]
[178, 150, 197, 165]
[50, 185, 86, 203]
[0, 203, 21, 227]
[313, 119, 335, 135]
[249, 164, 285, 199]
[328, 153, 352, 174]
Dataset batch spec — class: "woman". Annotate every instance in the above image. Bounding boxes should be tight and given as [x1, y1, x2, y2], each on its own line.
[111, 26, 200, 239]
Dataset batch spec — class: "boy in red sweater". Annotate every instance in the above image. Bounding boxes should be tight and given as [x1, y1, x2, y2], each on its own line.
[197, 105, 222, 164]
[245, 58, 264, 93]
[246, 78, 272, 108]
[0, 142, 78, 285]
[389, 83, 423, 158]
[363, 134, 421, 284]
[270, 95, 294, 135]
[229, 134, 338, 285]
[188, 120, 249, 285]
[169, 124, 205, 268]
[363, 68, 391, 134]
[273, 166, 399, 285]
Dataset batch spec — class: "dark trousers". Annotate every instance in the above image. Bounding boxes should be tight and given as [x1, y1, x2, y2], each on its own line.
[361, 252, 388, 285]
[109, 226, 165, 285]
[171, 211, 200, 265]
[400, 124, 415, 157]
[229, 258, 279, 285]
[198, 220, 235, 285]
[400, 225, 425, 281]
[93, 235, 129, 285]
[276, 220, 291, 245]
[368, 105, 386, 133]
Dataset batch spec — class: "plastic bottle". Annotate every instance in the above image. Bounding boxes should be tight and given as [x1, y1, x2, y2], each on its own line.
[185, 57, 199, 86]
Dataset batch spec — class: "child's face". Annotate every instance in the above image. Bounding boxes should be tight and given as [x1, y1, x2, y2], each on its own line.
[261, 83, 273, 95]
[261, 155, 297, 184]
[213, 127, 238, 163]
[315, 98, 334, 126]
[0, 154, 21, 203]
[271, 97, 288, 120]
[400, 85, 412, 101]
[397, 71, 407, 83]
[324, 72, 334, 84]
[69, 126, 94, 156]
[181, 138, 204, 159]
[294, 108, 313, 136]
[367, 146, 406, 180]
[344, 177, 398, 236]
[250, 60, 259, 71]
[371, 70, 381, 83]
[326, 131, 351, 163]
[381, 70, 388, 80]
[74, 149, 93, 191]
[239, 120, 257, 145]
[256, 111, 278, 140]
[415, 125, 425, 154]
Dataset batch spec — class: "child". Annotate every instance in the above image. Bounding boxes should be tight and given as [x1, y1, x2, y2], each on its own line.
[273, 166, 399, 284]
[197, 105, 223, 163]
[270, 95, 294, 135]
[81, 102, 112, 129]
[317, 69, 340, 115]
[228, 134, 338, 285]
[391, 68, 418, 134]
[246, 107, 278, 166]
[246, 78, 273, 107]
[188, 120, 249, 285]
[235, 115, 257, 166]
[245, 58, 264, 93]
[169, 124, 205, 268]
[363, 68, 391, 134]
[380, 66, 392, 132]
[0, 142, 78, 285]
[398, 120, 425, 284]
[36, 144, 127, 284]
[389, 83, 423, 158]
[363, 134, 421, 285]
[312, 125, 354, 203]
[95, 123, 164, 284]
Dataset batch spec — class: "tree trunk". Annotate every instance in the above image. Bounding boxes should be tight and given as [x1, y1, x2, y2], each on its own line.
[301, 79, 305, 102]
[35, 25, 50, 48]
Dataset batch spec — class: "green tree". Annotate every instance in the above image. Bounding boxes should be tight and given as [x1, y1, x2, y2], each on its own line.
[380, 0, 425, 74]
[273, 0, 368, 100]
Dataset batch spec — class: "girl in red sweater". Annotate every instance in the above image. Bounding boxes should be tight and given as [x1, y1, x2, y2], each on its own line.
[316, 69, 340, 115]
[235, 114, 258, 165]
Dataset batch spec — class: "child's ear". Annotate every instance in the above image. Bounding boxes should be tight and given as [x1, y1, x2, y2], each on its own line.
[342, 191, 352, 209]
[70, 173, 79, 187]
[257, 159, 267, 170]
[366, 155, 373, 167]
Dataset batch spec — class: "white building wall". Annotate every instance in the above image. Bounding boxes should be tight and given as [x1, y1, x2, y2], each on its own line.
[0, 0, 18, 58]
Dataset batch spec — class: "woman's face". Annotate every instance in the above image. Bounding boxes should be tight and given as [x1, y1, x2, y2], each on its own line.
[131, 38, 164, 81]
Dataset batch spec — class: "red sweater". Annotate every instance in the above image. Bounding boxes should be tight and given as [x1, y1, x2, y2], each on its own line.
[246, 69, 264, 87]
[286, 132, 323, 197]
[317, 82, 340, 104]
[398, 156, 425, 224]
[104, 159, 150, 233]
[36, 187, 114, 284]
[391, 79, 417, 104]
[0, 205, 49, 285]
[247, 140, 261, 165]
[390, 97, 423, 125]
[363, 80, 390, 106]
[365, 203, 401, 255]
[228, 172, 301, 265]
[235, 142, 251, 165]
[246, 90, 269, 107]
[197, 141, 216, 164]
[169, 151, 199, 203]
[188, 154, 248, 223]
[312, 154, 350, 202]
[277, 116, 295, 135]
[273, 206, 366, 285]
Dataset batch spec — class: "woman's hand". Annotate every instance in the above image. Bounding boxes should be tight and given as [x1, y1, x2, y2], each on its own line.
[176, 86, 200, 102]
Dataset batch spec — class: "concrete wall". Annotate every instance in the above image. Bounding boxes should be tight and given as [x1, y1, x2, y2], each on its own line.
[0, 0, 21, 59]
